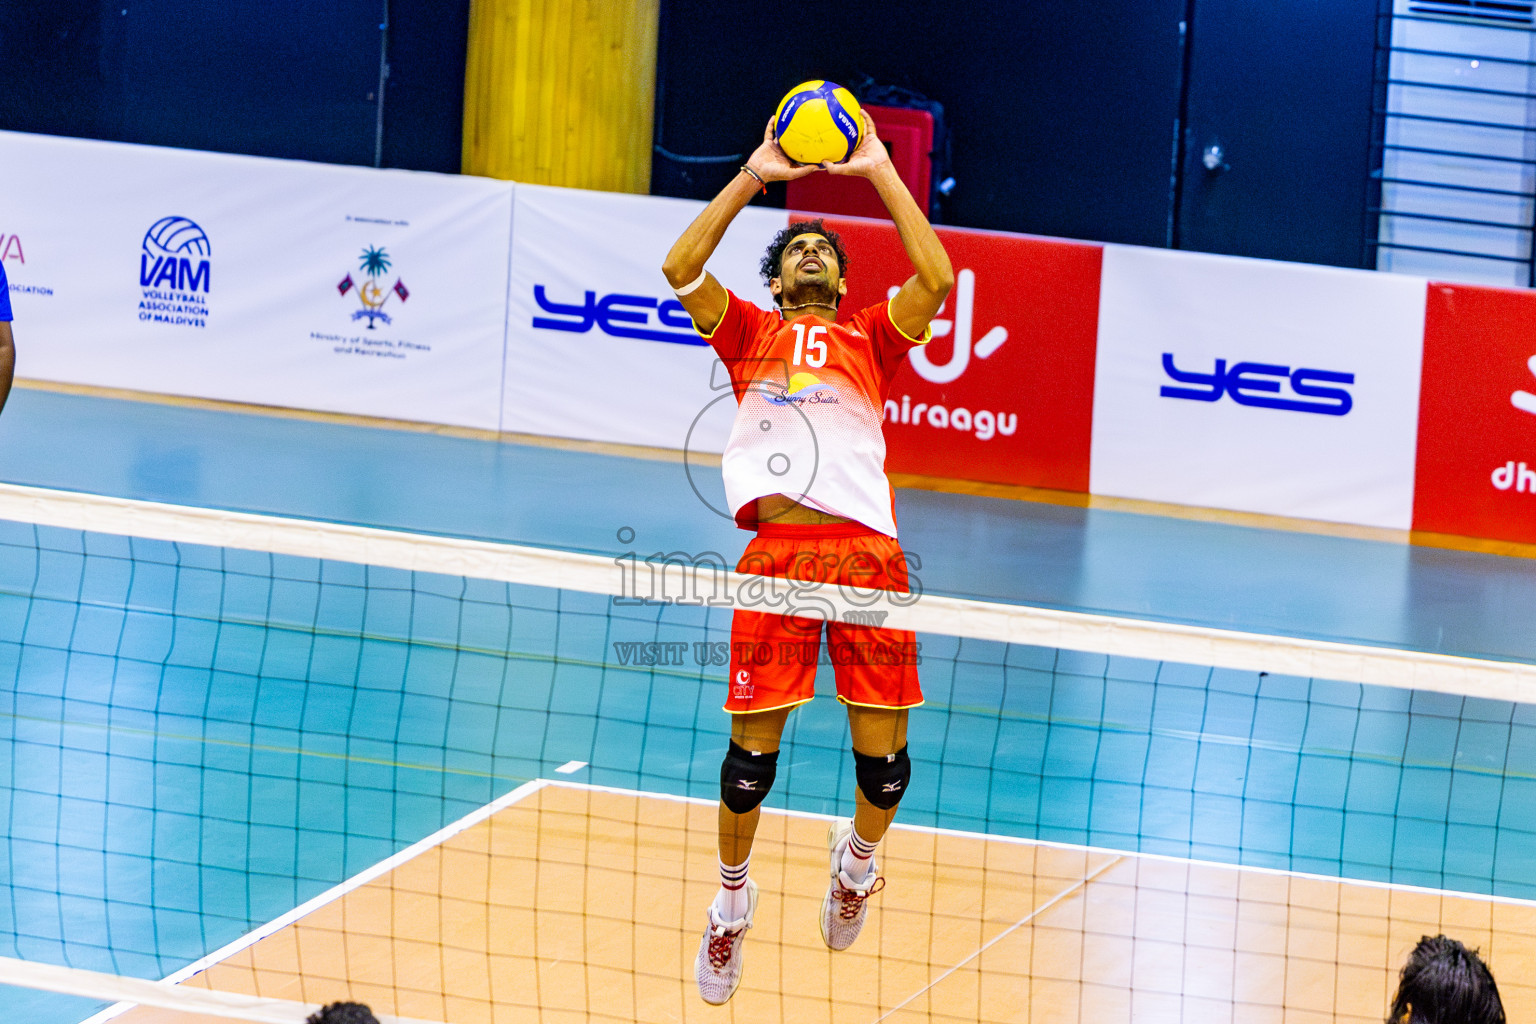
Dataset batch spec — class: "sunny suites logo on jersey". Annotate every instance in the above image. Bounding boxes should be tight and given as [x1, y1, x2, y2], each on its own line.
[138, 216, 211, 328]
[766, 373, 839, 405]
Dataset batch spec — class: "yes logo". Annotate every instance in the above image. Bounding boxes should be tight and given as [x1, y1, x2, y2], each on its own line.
[1514, 354, 1536, 417]
[887, 268, 1007, 384]
[1160, 354, 1354, 416]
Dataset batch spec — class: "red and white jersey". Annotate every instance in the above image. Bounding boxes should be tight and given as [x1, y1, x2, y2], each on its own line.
[699, 290, 930, 537]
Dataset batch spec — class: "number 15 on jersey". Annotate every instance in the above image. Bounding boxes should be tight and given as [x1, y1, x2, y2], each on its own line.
[791, 323, 827, 368]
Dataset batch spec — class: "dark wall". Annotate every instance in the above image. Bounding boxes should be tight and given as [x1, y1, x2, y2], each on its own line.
[653, 0, 1381, 267]
[0, 0, 468, 173]
[653, 0, 1187, 247]
[0, 1, 1381, 264]
[1174, 0, 1382, 267]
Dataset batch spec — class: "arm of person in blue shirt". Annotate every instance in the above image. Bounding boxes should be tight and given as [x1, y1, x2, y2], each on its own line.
[0, 319, 13, 416]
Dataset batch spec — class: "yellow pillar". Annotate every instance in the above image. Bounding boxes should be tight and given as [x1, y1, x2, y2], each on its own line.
[462, 0, 658, 193]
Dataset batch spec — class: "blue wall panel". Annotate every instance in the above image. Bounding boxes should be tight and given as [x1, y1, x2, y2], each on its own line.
[0, 0, 467, 173]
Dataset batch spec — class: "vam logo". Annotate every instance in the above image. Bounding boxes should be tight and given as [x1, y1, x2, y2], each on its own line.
[1513, 354, 1536, 417]
[531, 286, 702, 345]
[138, 216, 210, 328]
[140, 216, 210, 293]
[1160, 354, 1354, 416]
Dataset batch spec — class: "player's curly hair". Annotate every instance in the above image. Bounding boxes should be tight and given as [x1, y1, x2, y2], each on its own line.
[759, 219, 850, 305]
[306, 1002, 380, 1024]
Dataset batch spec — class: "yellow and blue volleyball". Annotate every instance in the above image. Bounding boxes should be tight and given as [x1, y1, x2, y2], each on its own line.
[773, 81, 864, 165]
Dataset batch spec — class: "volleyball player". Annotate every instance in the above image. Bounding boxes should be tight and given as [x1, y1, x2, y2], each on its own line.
[662, 111, 953, 1004]
[0, 258, 15, 416]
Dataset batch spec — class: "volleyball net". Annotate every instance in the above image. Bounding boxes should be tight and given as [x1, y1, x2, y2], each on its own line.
[3, 483, 1535, 1022]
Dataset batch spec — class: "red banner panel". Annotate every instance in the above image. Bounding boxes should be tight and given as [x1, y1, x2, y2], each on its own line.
[808, 215, 1102, 492]
[1414, 282, 1536, 543]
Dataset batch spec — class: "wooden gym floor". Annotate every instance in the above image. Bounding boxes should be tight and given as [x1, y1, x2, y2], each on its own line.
[105, 781, 1536, 1024]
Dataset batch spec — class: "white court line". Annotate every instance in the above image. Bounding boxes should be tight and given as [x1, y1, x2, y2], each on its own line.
[0, 956, 446, 1024]
[545, 779, 1536, 909]
[872, 856, 1126, 1024]
[73, 778, 552, 1024]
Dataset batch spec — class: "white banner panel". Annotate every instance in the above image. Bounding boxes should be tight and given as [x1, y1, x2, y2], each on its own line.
[503, 184, 786, 453]
[0, 131, 512, 430]
[1090, 246, 1428, 529]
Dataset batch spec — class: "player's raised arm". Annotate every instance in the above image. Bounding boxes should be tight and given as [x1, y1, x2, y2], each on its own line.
[829, 111, 954, 339]
[662, 120, 818, 334]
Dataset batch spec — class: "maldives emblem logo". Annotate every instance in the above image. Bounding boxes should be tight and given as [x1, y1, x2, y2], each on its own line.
[337, 245, 409, 328]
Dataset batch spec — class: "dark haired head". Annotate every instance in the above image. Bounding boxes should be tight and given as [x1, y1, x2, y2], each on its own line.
[759, 218, 850, 307]
[306, 1002, 380, 1024]
[1387, 935, 1504, 1024]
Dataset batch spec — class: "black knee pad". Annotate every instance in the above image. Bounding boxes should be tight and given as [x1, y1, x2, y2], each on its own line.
[720, 740, 779, 814]
[854, 744, 911, 810]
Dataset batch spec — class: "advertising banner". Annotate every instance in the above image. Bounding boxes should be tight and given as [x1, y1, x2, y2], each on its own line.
[1414, 282, 1536, 544]
[0, 130, 513, 430]
[1090, 246, 1428, 529]
[502, 184, 786, 453]
[21, 129, 1536, 547]
[821, 218, 1102, 492]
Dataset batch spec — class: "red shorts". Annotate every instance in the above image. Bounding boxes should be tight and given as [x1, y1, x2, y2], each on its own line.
[725, 522, 923, 714]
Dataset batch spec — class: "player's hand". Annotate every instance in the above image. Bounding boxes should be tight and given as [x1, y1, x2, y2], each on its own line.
[825, 111, 890, 178]
[747, 117, 821, 182]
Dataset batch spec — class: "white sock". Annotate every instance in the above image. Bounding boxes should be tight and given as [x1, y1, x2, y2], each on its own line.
[840, 826, 878, 882]
[713, 855, 751, 921]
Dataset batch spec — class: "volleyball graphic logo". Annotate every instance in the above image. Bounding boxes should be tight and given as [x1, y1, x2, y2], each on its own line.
[773, 81, 864, 166]
[138, 215, 212, 299]
[142, 216, 211, 259]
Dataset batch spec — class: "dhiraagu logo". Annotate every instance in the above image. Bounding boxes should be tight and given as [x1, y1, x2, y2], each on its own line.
[1514, 354, 1536, 417]
[138, 216, 210, 328]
